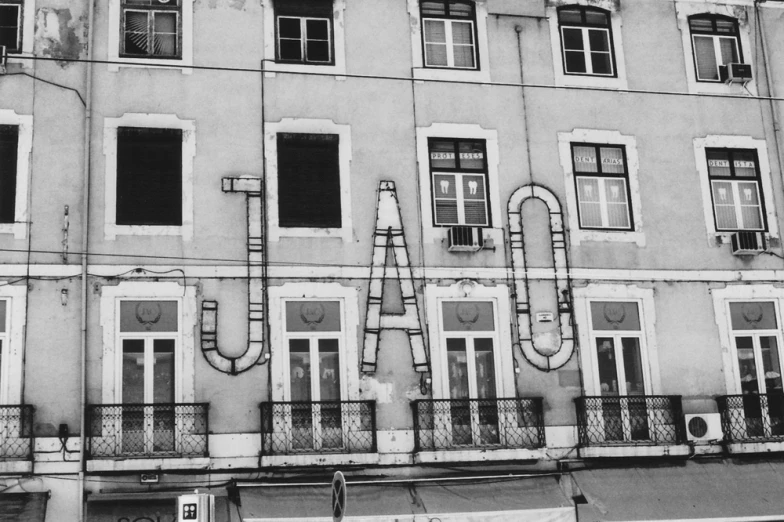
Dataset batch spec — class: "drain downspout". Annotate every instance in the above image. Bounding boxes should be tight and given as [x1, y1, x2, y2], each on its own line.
[755, 2, 784, 192]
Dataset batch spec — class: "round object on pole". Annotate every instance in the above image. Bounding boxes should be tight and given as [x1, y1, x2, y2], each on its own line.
[331, 471, 346, 522]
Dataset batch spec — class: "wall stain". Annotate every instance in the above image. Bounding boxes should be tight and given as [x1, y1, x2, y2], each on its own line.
[35, 8, 85, 67]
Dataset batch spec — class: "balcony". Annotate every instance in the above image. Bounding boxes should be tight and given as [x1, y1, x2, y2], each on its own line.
[412, 398, 545, 461]
[717, 393, 784, 451]
[260, 401, 377, 458]
[86, 403, 209, 460]
[575, 395, 687, 457]
[0, 406, 34, 461]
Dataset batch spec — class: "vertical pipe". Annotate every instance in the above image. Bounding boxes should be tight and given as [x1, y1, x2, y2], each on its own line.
[755, 2, 784, 193]
[79, 0, 96, 519]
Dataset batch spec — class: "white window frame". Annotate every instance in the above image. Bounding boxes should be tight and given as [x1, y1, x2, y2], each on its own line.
[100, 282, 196, 405]
[407, 0, 490, 83]
[263, 0, 346, 78]
[675, 1, 756, 95]
[558, 20, 614, 76]
[0, 110, 31, 239]
[264, 118, 353, 243]
[693, 135, 777, 244]
[422, 18, 476, 70]
[1, 0, 33, 68]
[416, 123, 501, 244]
[0, 285, 25, 405]
[103, 113, 195, 241]
[276, 15, 333, 65]
[706, 148, 765, 232]
[107, 0, 193, 74]
[547, 0, 627, 89]
[429, 138, 490, 227]
[558, 129, 644, 246]
[691, 33, 740, 83]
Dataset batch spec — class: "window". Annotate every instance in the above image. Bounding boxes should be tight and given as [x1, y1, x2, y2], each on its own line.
[277, 133, 341, 229]
[420, 1, 478, 70]
[558, 6, 615, 77]
[275, 0, 333, 65]
[0, 126, 18, 224]
[116, 127, 182, 227]
[706, 148, 764, 232]
[689, 14, 741, 82]
[121, 0, 181, 59]
[571, 144, 632, 230]
[0, 0, 22, 53]
[428, 138, 489, 227]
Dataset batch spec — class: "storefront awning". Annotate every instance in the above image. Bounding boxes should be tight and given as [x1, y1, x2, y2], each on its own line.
[86, 494, 235, 522]
[239, 475, 576, 522]
[0, 492, 48, 522]
[572, 460, 784, 521]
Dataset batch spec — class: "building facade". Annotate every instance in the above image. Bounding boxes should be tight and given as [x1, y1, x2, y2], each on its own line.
[1, 0, 784, 520]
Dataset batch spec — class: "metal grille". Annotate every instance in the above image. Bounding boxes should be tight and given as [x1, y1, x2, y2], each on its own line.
[575, 395, 685, 446]
[717, 393, 784, 443]
[86, 403, 209, 459]
[0, 406, 34, 460]
[260, 401, 377, 455]
[412, 398, 545, 451]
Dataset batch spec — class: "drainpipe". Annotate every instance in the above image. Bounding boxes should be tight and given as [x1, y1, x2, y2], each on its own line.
[78, 0, 96, 519]
[755, 2, 784, 193]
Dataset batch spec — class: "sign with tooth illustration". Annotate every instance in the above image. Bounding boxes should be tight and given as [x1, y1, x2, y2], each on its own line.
[440, 180, 450, 194]
[467, 180, 477, 195]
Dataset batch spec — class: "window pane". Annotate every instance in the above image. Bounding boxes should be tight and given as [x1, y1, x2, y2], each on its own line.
[599, 147, 625, 174]
[463, 200, 488, 226]
[694, 36, 719, 80]
[306, 40, 330, 62]
[424, 20, 447, 66]
[0, 6, 20, 51]
[306, 18, 329, 40]
[424, 19, 446, 43]
[474, 338, 496, 399]
[0, 301, 6, 333]
[590, 302, 642, 331]
[279, 39, 302, 61]
[730, 302, 778, 330]
[716, 18, 737, 35]
[584, 9, 609, 26]
[122, 340, 146, 404]
[289, 339, 311, 401]
[0, 126, 18, 224]
[689, 17, 713, 32]
[562, 28, 584, 50]
[446, 339, 469, 399]
[433, 174, 457, 198]
[604, 178, 630, 229]
[711, 180, 738, 230]
[761, 336, 783, 393]
[278, 17, 301, 38]
[596, 338, 619, 395]
[425, 43, 448, 66]
[565, 51, 587, 73]
[442, 301, 495, 331]
[576, 177, 602, 228]
[421, 1, 447, 16]
[124, 11, 150, 55]
[588, 29, 609, 52]
[448, 1, 473, 18]
[435, 200, 459, 225]
[734, 152, 757, 177]
[285, 301, 341, 332]
[451, 21, 473, 45]
[621, 337, 645, 395]
[707, 150, 731, 177]
[737, 181, 762, 230]
[152, 340, 175, 404]
[736, 336, 759, 394]
[452, 44, 475, 68]
[462, 174, 485, 200]
[719, 37, 738, 65]
[573, 146, 598, 173]
[318, 339, 340, 401]
[591, 52, 612, 75]
[430, 141, 456, 169]
[457, 141, 484, 169]
[558, 8, 582, 24]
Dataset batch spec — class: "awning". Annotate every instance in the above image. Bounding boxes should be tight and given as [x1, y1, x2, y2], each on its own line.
[0, 492, 48, 522]
[239, 475, 576, 522]
[86, 495, 235, 522]
[572, 460, 784, 521]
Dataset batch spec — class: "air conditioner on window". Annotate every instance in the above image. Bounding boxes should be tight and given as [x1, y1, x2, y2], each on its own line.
[684, 413, 723, 443]
[730, 231, 768, 256]
[447, 226, 484, 252]
[720, 63, 752, 84]
[0, 46, 7, 74]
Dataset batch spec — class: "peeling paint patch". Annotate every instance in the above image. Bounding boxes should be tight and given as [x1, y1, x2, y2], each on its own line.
[35, 8, 84, 66]
[360, 375, 394, 404]
[229, 0, 247, 9]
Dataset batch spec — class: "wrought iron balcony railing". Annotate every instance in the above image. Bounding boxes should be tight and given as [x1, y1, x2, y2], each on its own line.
[717, 393, 784, 443]
[86, 403, 209, 459]
[575, 395, 685, 446]
[260, 401, 377, 456]
[412, 398, 545, 452]
[0, 406, 34, 460]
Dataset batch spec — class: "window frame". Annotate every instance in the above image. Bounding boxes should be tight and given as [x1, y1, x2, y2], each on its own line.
[0, 286, 25, 406]
[727, 300, 784, 396]
[120, 0, 182, 60]
[275, 14, 334, 65]
[0, 111, 31, 239]
[427, 137, 491, 228]
[688, 14, 742, 83]
[570, 143, 633, 231]
[705, 147, 766, 232]
[557, 5, 617, 78]
[419, 0, 479, 71]
[0, 0, 23, 54]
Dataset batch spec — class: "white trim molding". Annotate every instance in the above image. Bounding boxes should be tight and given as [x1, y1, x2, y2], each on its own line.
[407, 0, 491, 83]
[262, 0, 347, 78]
[107, 0, 194, 74]
[692, 135, 777, 244]
[0, 110, 32, 239]
[103, 113, 196, 241]
[264, 118, 353, 242]
[674, 1, 757, 96]
[0, 284, 27, 404]
[546, 0, 628, 90]
[558, 128, 645, 246]
[416, 123, 502, 244]
[99, 282, 197, 404]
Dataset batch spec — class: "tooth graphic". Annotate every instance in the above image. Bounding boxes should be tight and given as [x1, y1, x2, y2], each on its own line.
[440, 180, 450, 194]
[719, 187, 727, 201]
[468, 180, 477, 195]
[584, 185, 593, 197]
[610, 185, 619, 199]
[744, 188, 753, 201]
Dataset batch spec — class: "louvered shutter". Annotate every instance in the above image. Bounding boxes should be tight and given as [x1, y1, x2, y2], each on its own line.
[277, 133, 341, 228]
[275, 0, 333, 17]
[0, 125, 18, 224]
[116, 127, 182, 226]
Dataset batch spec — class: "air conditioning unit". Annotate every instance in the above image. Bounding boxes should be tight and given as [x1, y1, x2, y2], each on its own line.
[731, 231, 767, 256]
[0, 46, 7, 74]
[447, 226, 484, 252]
[720, 63, 752, 84]
[685, 413, 723, 442]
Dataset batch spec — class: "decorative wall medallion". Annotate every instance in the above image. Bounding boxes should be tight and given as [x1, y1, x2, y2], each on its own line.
[136, 302, 162, 331]
[456, 302, 480, 329]
[300, 302, 326, 329]
[603, 303, 626, 329]
[741, 303, 764, 328]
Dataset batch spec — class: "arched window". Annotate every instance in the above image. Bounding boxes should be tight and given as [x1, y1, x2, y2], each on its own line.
[688, 14, 742, 82]
[557, 5, 615, 77]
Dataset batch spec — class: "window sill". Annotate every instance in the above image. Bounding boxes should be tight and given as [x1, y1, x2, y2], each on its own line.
[570, 229, 645, 247]
[0, 223, 27, 240]
[269, 226, 352, 243]
[687, 80, 756, 96]
[105, 224, 192, 241]
[725, 440, 784, 455]
[263, 60, 346, 80]
[108, 57, 193, 75]
[260, 452, 379, 468]
[86, 457, 210, 472]
[578, 444, 691, 459]
[423, 226, 503, 246]
[415, 447, 545, 464]
[413, 67, 490, 84]
[554, 73, 628, 90]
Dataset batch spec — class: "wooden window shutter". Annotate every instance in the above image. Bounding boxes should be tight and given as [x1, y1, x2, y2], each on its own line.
[116, 127, 183, 226]
[275, 0, 333, 18]
[277, 133, 341, 228]
[0, 125, 18, 224]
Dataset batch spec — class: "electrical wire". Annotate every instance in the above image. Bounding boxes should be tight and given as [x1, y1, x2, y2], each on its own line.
[3, 72, 86, 107]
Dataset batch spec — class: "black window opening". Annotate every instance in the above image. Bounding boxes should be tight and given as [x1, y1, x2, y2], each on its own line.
[0, 125, 18, 224]
[277, 133, 342, 229]
[706, 148, 765, 232]
[275, 0, 334, 65]
[688, 14, 741, 82]
[121, 0, 182, 59]
[420, 0, 478, 70]
[116, 127, 183, 227]
[557, 5, 616, 77]
[571, 143, 633, 231]
[0, 1, 22, 53]
[428, 138, 489, 227]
